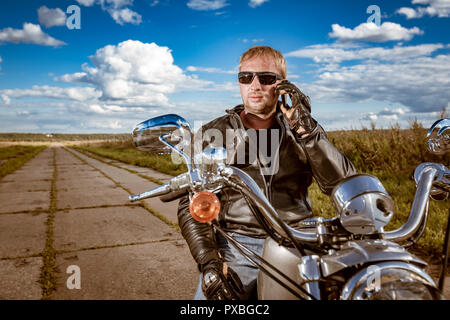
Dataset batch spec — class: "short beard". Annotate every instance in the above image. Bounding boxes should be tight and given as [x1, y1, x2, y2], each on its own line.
[245, 100, 277, 119]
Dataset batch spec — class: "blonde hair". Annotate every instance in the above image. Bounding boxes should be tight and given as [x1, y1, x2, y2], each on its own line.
[239, 46, 287, 79]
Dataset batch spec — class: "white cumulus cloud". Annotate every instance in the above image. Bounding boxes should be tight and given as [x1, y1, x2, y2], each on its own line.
[56, 40, 207, 106]
[397, 0, 450, 19]
[397, 7, 423, 19]
[329, 22, 424, 42]
[75, 0, 142, 25]
[110, 7, 142, 25]
[38, 6, 67, 28]
[0, 23, 66, 47]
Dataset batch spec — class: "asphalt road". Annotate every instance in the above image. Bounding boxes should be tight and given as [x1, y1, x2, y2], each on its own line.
[0, 144, 448, 300]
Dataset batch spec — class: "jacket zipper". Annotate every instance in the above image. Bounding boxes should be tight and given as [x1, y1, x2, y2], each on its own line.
[267, 113, 285, 202]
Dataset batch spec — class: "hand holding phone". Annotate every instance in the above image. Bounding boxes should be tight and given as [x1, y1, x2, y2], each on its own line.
[275, 80, 315, 137]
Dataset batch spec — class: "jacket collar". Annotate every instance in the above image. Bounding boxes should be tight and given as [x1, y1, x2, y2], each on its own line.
[225, 104, 244, 115]
[226, 104, 288, 130]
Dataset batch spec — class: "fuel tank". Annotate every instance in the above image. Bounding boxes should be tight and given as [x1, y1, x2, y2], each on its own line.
[257, 237, 305, 300]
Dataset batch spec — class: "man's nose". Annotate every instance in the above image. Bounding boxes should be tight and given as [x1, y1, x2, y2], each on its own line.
[250, 75, 262, 90]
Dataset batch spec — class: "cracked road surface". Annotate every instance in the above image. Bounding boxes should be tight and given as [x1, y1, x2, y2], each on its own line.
[0, 144, 198, 299]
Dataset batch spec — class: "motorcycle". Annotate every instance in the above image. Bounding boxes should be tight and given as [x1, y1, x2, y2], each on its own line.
[129, 115, 450, 300]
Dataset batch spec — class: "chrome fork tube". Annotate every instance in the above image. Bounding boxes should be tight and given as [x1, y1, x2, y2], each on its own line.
[298, 256, 322, 300]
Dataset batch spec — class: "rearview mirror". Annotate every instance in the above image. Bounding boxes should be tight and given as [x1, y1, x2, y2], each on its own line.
[133, 126, 179, 154]
[132, 114, 194, 166]
[427, 118, 450, 155]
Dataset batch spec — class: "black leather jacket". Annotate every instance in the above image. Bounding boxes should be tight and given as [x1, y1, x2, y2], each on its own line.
[177, 105, 357, 266]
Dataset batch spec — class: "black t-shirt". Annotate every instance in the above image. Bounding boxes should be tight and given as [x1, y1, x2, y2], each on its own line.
[239, 111, 282, 182]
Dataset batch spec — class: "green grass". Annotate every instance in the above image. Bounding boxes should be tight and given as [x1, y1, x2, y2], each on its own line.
[73, 139, 187, 176]
[39, 148, 58, 299]
[0, 145, 47, 179]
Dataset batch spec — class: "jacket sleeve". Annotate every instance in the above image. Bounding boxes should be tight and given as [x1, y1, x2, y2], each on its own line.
[177, 194, 221, 266]
[296, 124, 357, 195]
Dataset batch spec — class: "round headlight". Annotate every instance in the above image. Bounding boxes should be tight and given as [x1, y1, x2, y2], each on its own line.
[331, 174, 394, 235]
[341, 262, 443, 300]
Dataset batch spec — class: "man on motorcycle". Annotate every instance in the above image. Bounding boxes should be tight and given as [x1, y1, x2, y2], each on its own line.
[177, 46, 357, 300]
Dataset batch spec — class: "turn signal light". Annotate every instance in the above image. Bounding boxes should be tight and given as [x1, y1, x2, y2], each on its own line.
[189, 191, 220, 223]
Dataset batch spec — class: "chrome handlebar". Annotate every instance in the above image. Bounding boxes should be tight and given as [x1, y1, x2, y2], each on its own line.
[384, 164, 440, 242]
[129, 160, 448, 245]
[129, 183, 173, 202]
[129, 172, 191, 202]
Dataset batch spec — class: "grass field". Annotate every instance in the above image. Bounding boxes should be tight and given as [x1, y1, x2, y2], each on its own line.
[0, 145, 47, 179]
[308, 124, 449, 257]
[73, 139, 187, 176]
[72, 122, 449, 257]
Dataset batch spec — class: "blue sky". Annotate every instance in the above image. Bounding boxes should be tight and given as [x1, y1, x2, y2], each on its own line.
[0, 0, 449, 133]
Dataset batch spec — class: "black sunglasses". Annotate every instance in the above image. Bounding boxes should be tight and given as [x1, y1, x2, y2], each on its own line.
[238, 72, 283, 85]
